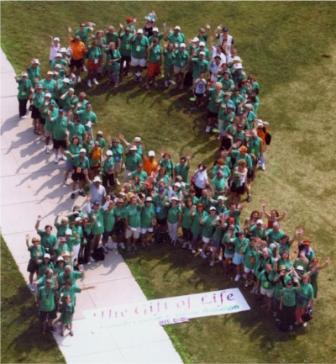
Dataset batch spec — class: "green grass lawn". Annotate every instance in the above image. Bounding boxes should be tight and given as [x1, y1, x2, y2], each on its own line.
[0, 237, 64, 363]
[2, 1, 336, 363]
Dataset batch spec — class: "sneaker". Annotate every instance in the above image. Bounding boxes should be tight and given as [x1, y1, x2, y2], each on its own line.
[54, 155, 59, 164]
[21, 115, 28, 119]
[234, 274, 241, 282]
[169, 80, 176, 85]
[89, 256, 95, 263]
[78, 190, 86, 197]
[61, 154, 67, 161]
[247, 195, 252, 202]
[115, 178, 120, 186]
[119, 242, 126, 250]
[93, 78, 99, 85]
[200, 251, 207, 259]
[302, 322, 308, 328]
[70, 192, 76, 199]
[209, 261, 215, 267]
[77, 76, 81, 83]
[45, 147, 51, 154]
[164, 80, 169, 87]
[189, 96, 196, 102]
[87, 79, 92, 88]
[191, 249, 196, 254]
[69, 330, 74, 336]
[205, 126, 211, 133]
[261, 162, 266, 171]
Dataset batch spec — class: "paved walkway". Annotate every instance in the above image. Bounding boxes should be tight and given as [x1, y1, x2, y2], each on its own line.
[0, 49, 182, 364]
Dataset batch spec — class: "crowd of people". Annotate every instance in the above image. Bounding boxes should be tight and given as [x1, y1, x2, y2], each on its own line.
[18, 12, 328, 337]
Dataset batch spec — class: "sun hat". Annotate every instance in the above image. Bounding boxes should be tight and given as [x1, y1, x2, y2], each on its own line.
[45, 93, 52, 98]
[145, 196, 153, 202]
[174, 25, 181, 30]
[179, 43, 186, 48]
[171, 196, 179, 201]
[80, 148, 86, 153]
[93, 176, 102, 183]
[256, 219, 264, 225]
[44, 253, 51, 259]
[134, 136, 141, 142]
[199, 41, 205, 47]
[21, 71, 28, 77]
[53, 37, 60, 42]
[56, 52, 62, 58]
[245, 103, 253, 110]
[153, 27, 159, 32]
[137, 29, 143, 34]
[57, 256, 65, 262]
[210, 206, 217, 211]
[60, 47, 67, 53]
[148, 150, 155, 157]
[106, 150, 113, 156]
[32, 58, 40, 65]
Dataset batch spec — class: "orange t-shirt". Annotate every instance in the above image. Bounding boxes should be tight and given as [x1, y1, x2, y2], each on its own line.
[70, 41, 86, 60]
[143, 157, 158, 175]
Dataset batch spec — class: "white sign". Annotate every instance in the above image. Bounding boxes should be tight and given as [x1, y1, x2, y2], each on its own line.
[83, 288, 250, 327]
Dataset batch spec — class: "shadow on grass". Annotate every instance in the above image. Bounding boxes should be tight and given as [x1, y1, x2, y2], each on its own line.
[122, 243, 306, 355]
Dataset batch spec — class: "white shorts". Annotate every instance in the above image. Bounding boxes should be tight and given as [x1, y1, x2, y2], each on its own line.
[173, 65, 187, 74]
[131, 57, 146, 67]
[232, 252, 243, 266]
[202, 236, 210, 244]
[141, 227, 153, 234]
[260, 287, 274, 298]
[244, 266, 252, 274]
[125, 227, 141, 240]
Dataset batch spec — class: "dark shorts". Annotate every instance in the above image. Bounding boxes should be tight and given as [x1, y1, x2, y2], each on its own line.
[207, 110, 217, 118]
[31, 105, 41, 119]
[247, 169, 255, 181]
[195, 92, 206, 100]
[114, 220, 125, 236]
[53, 139, 67, 150]
[72, 171, 86, 182]
[70, 58, 84, 69]
[39, 309, 57, 321]
[230, 183, 246, 195]
[27, 259, 39, 273]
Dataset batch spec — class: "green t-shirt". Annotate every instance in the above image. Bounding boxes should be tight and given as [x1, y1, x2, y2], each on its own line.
[167, 31, 185, 44]
[174, 49, 189, 68]
[28, 244, 44, 260]
[148, 44, 162, 63]
[106, 49, 121, 71]
[141, 205, 156, 228]
[87, 46, 102, 61]
[104, 208, 115, 232]
[131, 35, 149, 59]
[75, 26, 91, 43]
[119, 32, 133, 57]
[163, 49, 176, 69]
[126, 204, 141, 228]
[191, 210, 208, 236]
[167, 205, 181, 224]
[38, 286, 56, 312]
[69, 122, 86, 142]
[153, 194, 169, 219]
[281, 286, 298, 307]
[32, 91, 45, 109]
[297, 283, 314, 307]
[208, 88, 224, 114]
[17, 78, 32, 100]
[91, 208, 105, 234]
[52, 115, 68, 140]
[174, 163, 189, 183]
[37, 230, 57, 253]
[103, 157, 114, 174]
[72, 155, 90, 170]
[202, 215, 217, 238]
[182, 206, 193, 229]
[125, 152, 141, 172]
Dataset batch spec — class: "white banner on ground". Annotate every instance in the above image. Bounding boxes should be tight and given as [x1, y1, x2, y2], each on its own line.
[83, 288, 250, 327]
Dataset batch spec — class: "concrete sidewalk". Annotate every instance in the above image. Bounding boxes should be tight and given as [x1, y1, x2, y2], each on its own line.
[0, 49, 182, 364]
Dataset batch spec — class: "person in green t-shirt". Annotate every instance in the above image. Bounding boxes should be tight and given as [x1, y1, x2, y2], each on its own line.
[51, 109, 68, 163]
[167, 197, 181, 245]
[16, 72, 33, 118]
[191, 203, 208, 253]
[295, 274, 314, 327]
[141, 196, 156, 247]
[124, 145, 142, 177]
[173, 43, 189, 90]
[35, 216, 57, 255]
[125, 195, 142, 250]
[199, 206, 217, 259]
[163, 43, 176, 87]
[119, 26, 133, 78]
[174, 156, 190, 183]
[35, 279, 57, 334]
[146, 37, 162, 89]
[60, 294, 75, 336]
[167, 26, 186, 45]
[130, 29, 149, 82]
[102, 196, 115, 249]
[106, 42, 121, 87]
[181, 197, 194, 249]
[279, 279, 299, 330]
[26, 234, 44, 289]
[86, 39, 102, 88]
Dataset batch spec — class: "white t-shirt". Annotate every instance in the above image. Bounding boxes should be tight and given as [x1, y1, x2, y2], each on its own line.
[193, 169, 208, 189]
[49, 44, 60, 61]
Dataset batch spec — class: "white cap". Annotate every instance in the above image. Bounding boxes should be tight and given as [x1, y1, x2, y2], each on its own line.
[174, 182, 181, 188]
[145, 196, 153, 202]
[60, 47, 67, 53]
[130, 145, 137, 151]
[137, 28, 143, 34]
[45, 93, 52, 98]
[53, 37, 60, 42]
[199, 51, 206, 56]
[192, 37, 199, 42]
[233, 62, 243, 70]
[245, 103, 253, 110]
[21, 71, 28, 77]
[180, 43, 186, 48]
[153, 27, 159, 32]
[148, 150, 155, 157]
[63, 78, 70, 83]
[80, 148, 86, 153]
[256, 219, 263, 225]
[75, 216, 82, 222]
[217, 196, 227, 201]
[296, 265, 305, 271]
[210, 206, 217, 211]
[44, 253, 51, 259]
[32, 58, 40, 64]
[93, 176, 102, 183]
[199, 41, 205, 47]
[171, 196, 179, 201]
[134, 136, 141, 142]
[65, 228, 72, 235]
[57, 256, 64, 262]
[174, 25, 181, 30]
[56, 52, 62, 57]
[106, 150, 113, 156]
[232, 56, 242, 63]
[47, 71, 54, 75]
